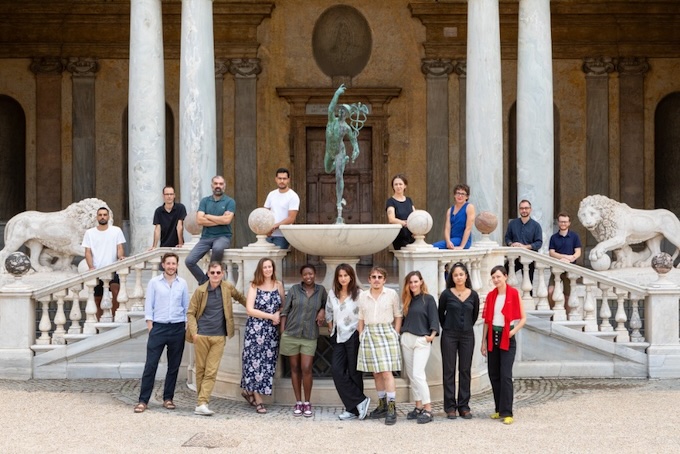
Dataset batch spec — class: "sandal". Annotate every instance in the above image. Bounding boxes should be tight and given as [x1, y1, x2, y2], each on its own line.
[241, 390, 256, 407]
[255, 403, 267, 414]
[417, 410, 433, 424]
[134, 403, 147, 413]
[163, 400, 176, 410]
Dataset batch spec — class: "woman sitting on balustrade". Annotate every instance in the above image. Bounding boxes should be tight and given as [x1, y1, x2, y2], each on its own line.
[433, 184, 475, 250]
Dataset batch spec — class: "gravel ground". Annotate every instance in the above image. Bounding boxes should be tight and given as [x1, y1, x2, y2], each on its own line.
[1, 378, 679, 453]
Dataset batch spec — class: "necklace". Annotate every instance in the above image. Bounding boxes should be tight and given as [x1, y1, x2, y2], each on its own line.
[454, 288, 467, 299]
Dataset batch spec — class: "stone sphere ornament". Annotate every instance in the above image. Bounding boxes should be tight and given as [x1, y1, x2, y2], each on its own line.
[651, 252, 673, 275]
[590, 253, 611, 271]
[407, 210, 433, 237]
[475, 211, 498, 235]
[5, 251, 31, 277]
[247, 208, 276, 247]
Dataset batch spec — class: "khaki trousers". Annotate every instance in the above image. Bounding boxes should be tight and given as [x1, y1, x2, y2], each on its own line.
[194, 335, 226, 406]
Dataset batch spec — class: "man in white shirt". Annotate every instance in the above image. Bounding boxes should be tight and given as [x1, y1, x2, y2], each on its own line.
[264, 168, 300, 249]
[82, 206, 126, 320]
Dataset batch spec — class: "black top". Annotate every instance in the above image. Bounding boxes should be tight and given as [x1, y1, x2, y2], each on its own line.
[438, 288, 480, 333]
[401, 293, 440, 337]
[385, 196, 415, 250]
[153, 202, 187, 247]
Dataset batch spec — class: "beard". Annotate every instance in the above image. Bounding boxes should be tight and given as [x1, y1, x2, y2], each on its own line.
[98, 218, 108, 225]
[213, 188, 223, 196]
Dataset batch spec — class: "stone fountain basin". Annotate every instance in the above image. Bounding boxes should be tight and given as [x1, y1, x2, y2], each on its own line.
[280, 224, 401, 256]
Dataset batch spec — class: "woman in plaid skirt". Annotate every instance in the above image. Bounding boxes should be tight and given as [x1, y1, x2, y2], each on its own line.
[357, 266, 403, 425]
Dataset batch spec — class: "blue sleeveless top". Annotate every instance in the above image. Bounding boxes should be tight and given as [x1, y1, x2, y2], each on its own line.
[449, 202, 471, 249]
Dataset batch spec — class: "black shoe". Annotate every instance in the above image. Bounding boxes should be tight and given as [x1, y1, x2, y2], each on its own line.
[417, 410, 433, 424]
[447, 411, 458, 420]
[385, 401, 397, 425]
[369, 397, 388, 419]
[460, 409, 473, 419]
[406, 407, 423, 420]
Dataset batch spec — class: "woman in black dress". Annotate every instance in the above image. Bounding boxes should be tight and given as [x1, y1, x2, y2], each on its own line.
[386, 174, 415, 250]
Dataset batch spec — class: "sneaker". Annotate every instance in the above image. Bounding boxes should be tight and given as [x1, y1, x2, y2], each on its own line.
[406, 407, 423, 420]
[384, 400, 397, 426]
[194, 404, 215, 416]
[303, 402, 313, 417]
[293, 402, 303, 417]
[417, 410, 433, 424]
[338, 410, 357, 421]
[490, 412, 501, 420]
[369, 397, 388, 419]
[356, 397, 371, 420]
[502, 416, 514, 425]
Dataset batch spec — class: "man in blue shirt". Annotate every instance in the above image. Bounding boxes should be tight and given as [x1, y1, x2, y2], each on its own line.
[504, 199, 543, 283]
[135, 252, 189, 413]
[548, 212, 582, 305]
[185, 175, 236, 284]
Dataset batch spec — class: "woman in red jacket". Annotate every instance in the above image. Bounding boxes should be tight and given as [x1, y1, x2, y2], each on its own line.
[481, 265, 526, 425]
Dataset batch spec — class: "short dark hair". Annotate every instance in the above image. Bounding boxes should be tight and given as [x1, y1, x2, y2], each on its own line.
[557, 212, 570, 220]
[454, 183, 470, 197]
[300, 263, 316, 275]
[161, 252, 179, 264]
[276, 168, 290, 178]
[519, 199, 532, 207]
[97, 207, 109, 214]
[391, 174, 408, 187]
[163, 185, 175, 193]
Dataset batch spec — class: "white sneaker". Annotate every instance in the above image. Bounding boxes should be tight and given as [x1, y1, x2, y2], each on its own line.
[194, 404, 215, 416]
[338, 410, 357, 421]
[357, 397, 371, 420]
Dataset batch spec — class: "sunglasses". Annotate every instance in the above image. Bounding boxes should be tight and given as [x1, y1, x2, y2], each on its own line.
[209, 271, 223, 275]
[369, 275, 385, 280]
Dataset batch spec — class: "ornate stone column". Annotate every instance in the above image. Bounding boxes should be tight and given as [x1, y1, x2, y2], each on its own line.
[421, 59, 453, 243]
[516, 0, 554, 251]
[617, 57, 649, 208]
[454, 61, 467, 185]
[229, 58, 261, 247]
[30, 57, 64, 212]
[582, 57, 615, 199]
[128, 0, 166, 253]
[179, 0, 218, 229]
[66, 58, 99, 203]
[466, 0, 503, 244]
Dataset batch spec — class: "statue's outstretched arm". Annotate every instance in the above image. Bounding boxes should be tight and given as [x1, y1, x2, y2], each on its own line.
[328, 84, 346, 122]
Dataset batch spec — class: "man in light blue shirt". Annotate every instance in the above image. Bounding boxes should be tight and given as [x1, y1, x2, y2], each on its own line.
[135, 252, 189, 413]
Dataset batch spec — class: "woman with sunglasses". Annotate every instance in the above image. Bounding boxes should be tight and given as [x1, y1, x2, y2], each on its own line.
[357, 267, 402, 425]
[438, 262, 479, 419]
[240, 257, 285, 414]
[400, 271, 440, 424]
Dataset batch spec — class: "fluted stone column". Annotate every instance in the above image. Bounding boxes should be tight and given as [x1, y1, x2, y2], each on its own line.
[67, 57, 99, 202]
[30, 57, 64, 212]
[617, 57, 649, 208]
[516, 0, 554, 251]
[454, 61, 467, 186]
[229, 58, 261, 247]
[466, 0, 503, 244]
[128, 0, 166, 253]
[179, 0, 218, 225]
[582, 57, 615, 199]
[421, 59, 453, 244]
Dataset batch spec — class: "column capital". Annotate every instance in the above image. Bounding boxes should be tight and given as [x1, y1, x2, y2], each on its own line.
[65, 57, 100, 77]
[453, 60, 466, 78]
[617, 57, 650, 76]
[421, 59, 454, 77]
[582, 57, 615, 77]
[228, 58, 262, 79]
[29, 57, 65, 75]
[215, 59, 229, 78]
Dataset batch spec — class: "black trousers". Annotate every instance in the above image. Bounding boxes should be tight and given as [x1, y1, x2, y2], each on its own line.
[138, 322, 186, 404]
[487, 330, 516, 417]
[331, 331, 366, 414]
[441, 329, 475, 414]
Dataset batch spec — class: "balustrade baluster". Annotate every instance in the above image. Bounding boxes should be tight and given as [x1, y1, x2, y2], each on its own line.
[130, 263, 145, 312]
[99, 276, 113, 323]
[226, 260, 236, 285]
[235, 261, 244, 293]
[471, 258, 482, 292]
[149, 256, 161, 278]
[114, 267, 130, 323]
[551, 267, 566, 321]
[36, 296, 52, 345]
[567, 272, 582, 321]
[629, 295, 645, 342]
[598, 285, 613, 331]
[68, 286, 82, 334]
[534, 262, 549, 310]
[506, 254, 519, 287]
[52, 290, 67, 344]
[519, 256, 535, 309]
[614, 289, 630, 342]
[438, 260, 446, 295]
[582, 279, 598, 331]
[83, 280, 98, 334]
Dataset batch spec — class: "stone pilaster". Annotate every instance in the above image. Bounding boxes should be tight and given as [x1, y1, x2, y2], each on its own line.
[215, 59, 229, 178]
[516, 0, 554, 251]
[229, 58, 261, 248]
[421, 59, 453, 243]
[128, 0, 166, 253]
[454, 61, 467, 185]
[66, 57, 99, 203]
[30, 57, 64, 212]
[582, 57, 615, 200]
[466, 0, 503, 244]
[617, 57, 649, 208]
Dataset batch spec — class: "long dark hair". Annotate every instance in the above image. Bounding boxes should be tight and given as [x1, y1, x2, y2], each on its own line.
[446, 262, 472, 289]
[333, 263, 360, 300]
[402, 270, 429, 316]
[252, 257, 277, 286]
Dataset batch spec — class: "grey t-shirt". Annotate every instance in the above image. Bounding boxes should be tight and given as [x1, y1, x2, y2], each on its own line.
[198, 285, 227, 336]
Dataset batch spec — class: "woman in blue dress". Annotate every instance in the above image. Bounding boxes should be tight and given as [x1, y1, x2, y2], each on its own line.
[240, 257, 285, 414]
[433, 184, 475, 250]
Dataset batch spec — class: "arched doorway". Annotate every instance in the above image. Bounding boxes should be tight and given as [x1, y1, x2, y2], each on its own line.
[0, 95, 26, 247]
[655, 92, 680, 215]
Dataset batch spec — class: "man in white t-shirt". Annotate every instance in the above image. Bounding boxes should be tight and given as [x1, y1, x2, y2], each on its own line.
[82, 206, 126, 320]
[264, 168, 300, 249]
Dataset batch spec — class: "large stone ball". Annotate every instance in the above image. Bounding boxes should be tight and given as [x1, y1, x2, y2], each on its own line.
[248, 208, 275, 235]
[406, 210, 433, 236]
[591, 253, 611, 271]
[5, 252, 31, 276]
[475, 211, 498, 235]
[651, 252, 673, 275]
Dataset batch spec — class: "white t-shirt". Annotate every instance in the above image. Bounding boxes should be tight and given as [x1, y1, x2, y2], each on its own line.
[264, 188, 300, 237]
[81, 226, 126, 269]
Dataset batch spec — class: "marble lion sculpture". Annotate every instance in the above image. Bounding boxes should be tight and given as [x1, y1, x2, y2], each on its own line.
[578, 194, 680, 269]
[0, 198, 112, 273]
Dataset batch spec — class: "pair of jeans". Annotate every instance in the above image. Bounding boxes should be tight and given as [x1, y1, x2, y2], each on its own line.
[185, 236, 231, 284]
[138, 322, 186, 404]
[266, 236, 289, 249]
[441, 329, 475, 414]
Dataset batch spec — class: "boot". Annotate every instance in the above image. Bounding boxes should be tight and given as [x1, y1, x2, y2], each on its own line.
[369, 397, 388, 419]
[385, 400, 397, 425]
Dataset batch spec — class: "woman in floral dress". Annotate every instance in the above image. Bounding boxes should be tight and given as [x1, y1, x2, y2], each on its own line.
[240, 257, 285, 414]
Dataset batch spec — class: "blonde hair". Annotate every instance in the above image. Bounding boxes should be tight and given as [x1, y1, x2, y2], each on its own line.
[401, 271, 429, 316]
